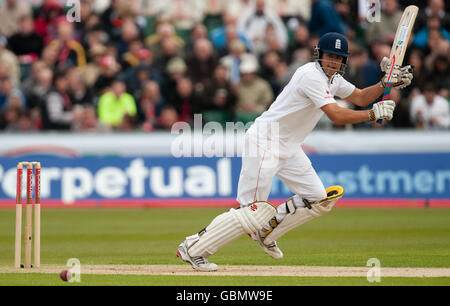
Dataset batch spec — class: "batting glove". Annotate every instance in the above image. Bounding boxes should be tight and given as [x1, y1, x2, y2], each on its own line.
[380, 57, 414, 89]
[368, 100, 396, 121]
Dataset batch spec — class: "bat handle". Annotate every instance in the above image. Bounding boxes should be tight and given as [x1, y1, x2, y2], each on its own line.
[376, 83, 393, 124]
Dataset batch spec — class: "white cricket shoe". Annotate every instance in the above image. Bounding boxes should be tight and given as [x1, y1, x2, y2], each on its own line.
[176, 240, 218, 272]
[251, 231, 284, 259]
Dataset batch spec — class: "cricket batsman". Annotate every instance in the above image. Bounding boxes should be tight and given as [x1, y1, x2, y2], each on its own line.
[176, 32, 414, 271]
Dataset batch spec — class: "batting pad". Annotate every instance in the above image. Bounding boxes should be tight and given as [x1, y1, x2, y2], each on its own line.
[188, 202, 277, 258]
[264, 186, 344, 245]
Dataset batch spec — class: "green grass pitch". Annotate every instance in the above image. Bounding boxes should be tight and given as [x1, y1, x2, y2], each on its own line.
[0, 207, 449, 286]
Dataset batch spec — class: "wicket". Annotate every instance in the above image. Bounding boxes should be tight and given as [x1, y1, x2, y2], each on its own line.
[14, 162, 41, 269]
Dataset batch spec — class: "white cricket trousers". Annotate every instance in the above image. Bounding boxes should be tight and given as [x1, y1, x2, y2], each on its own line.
[236, 128, 327, 206]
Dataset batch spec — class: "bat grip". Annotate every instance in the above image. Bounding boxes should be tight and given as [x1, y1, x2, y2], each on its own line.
[376, 83, 393, 124]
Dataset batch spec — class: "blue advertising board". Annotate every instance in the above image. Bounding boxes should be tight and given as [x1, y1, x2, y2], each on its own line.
[0, 153, 449, 207]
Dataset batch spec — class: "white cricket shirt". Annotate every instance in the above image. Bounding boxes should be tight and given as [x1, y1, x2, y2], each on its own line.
[410, 94, 450, 129]
[249, 62, 355, 157]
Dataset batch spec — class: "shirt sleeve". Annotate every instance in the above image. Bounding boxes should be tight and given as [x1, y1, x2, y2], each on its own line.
[300, 74, 336, 108]
[334, 75, 356, 99]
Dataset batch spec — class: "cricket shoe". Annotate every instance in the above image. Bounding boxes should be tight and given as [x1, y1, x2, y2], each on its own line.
[176, 240, 218, 272]
[250, 231, 284, 259]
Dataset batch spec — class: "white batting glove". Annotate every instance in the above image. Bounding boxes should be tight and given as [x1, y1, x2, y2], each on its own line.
[380, 57, 414, 89]
[368, 100, 396, 121]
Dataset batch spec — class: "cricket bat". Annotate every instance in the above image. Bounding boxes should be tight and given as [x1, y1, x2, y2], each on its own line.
[377, 5, 419, 124]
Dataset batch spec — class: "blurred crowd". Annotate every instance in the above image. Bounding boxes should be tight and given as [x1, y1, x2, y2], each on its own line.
[0, 0, 449, 133]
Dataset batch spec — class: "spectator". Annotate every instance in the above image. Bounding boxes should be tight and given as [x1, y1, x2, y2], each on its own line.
[71, 105, 111, 133]
[145, 22, 185, 60]
[83, 43, 108, 87]
[84, 23, 110, 53]
[238, 0, 288, 56]
[185, 23, 209, 59]
[121, 39, 146, 69]
[23, 65, 53, 110]
[167, 77, 199, 123]
[423, 30, 450, 70]
[132, 0, 164, 18]
[137, 80, 165, 132]
[219, 39, 258, 85]
[266, 0, 311, 24]
[4, 108, 38, 132]
[100, 0, 129, 42]
[259, 50, 282, 94]
[160, 56, 187, 104]
[186, 38, 219, 92]
[346, 45, 381, 90]
[116, 18, 141, 60]
[122, 43, 163, 95]
[365, 0, 402, 45]
[272, 59, 291, 94]
[264, 23, 288, 57]
[403, 49, 429, 99]
[21, 60, 47, 106]
[97, 79, 138, 128]
[67, 67, 96, 107]
[73, 0, 99, 42]
[416, 0, 450, 33]
[34, 1, 64, 45]
[0, 37, 21, 86]
[93, 55, 121, 94]
[0, 0, 32, 37]
[235, 58, 273, 123]
[40, 68, 79, 130]
[410, 82, 450, 130]
[413, 15, 450, 49]
[429, 55, 450, 99]
[40, 43, 59, 69]
[226, 0, 256, 21]
[158, 0, 206, 41]
[154, 105, 179, 130]
[259, 50, 280, 81]
[210, 12, 252, 56]
[188, 25, 210, 53]
[126, 62, 162, 100]
[0, 105, 21, 130]
[203, 0, 227, 32]
[200, 64, 237, 124]
[7, 15, 44, 65]
[153, 37, 185, 75]
[118, 113, 139, 131]
[0, 76, 26, 110]
[308, 0, 348, 37]
[48, 18, 87, 68]
[286, 23, 310, 63]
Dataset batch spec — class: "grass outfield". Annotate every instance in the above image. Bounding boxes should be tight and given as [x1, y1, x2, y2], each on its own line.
[0, 207, 449, 286]
[2, 273, 450, 286]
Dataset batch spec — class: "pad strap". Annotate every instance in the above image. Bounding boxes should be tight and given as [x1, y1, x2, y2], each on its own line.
[286, 197, 297, 213]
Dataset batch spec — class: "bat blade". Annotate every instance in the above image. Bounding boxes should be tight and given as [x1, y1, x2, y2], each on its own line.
[377, 5, 418, 124]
